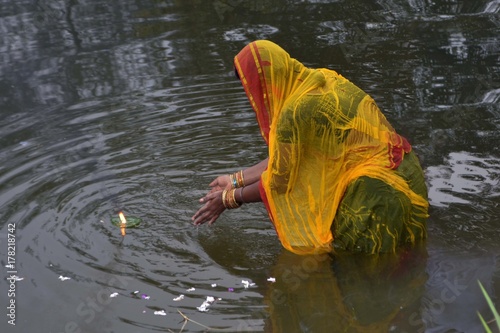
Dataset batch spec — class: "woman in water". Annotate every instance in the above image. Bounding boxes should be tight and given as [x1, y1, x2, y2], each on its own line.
[192, 40, 428, 255]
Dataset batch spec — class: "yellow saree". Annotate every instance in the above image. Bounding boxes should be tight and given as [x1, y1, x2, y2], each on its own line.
[234, 40, 429, 255]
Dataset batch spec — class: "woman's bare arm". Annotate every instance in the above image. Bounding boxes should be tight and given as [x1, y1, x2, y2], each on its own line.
[241, 158, 268, 186]
[235, 181, 262, 204]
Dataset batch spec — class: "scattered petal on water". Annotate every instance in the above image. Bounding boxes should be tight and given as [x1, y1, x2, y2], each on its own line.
[173, 294, 184, 301]
[211, 283, 217, 287]
[141, 294, 150, 300]
[267, 277, 276, 283]
[186, 287, 195, 292]
[228, 288, 234, 292]
[58, 276, 71, 281]
[196, 296, 216, 312]
[154, 310, 167, 316]
[197, 304, 209, 312]
[110, 292, 119, 298]
[241, 280, 255, 288]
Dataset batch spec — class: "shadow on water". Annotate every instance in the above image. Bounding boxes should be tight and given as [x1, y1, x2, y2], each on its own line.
[0, 0, 499, 332]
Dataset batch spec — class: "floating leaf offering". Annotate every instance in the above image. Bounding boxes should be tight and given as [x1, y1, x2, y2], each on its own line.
[111, 216, 141, 228]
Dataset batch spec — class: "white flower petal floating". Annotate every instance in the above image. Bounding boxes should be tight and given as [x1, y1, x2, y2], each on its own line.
[153, 310, 167, 316]
[173, 294, 184, 301]
[58, 275, 71, 281]
[196, 296, 216, 312]
[110, 292, 119, 298]
[186, 287, 195, 292]
[241, 280, 255, 288]
[211, 283, 217, 287]
[197, 304, 209, 312]
[267, 277, 276, 283]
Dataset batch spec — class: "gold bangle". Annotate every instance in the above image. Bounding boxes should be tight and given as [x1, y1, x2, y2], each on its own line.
[230, 189, 239, 208]
[230, 170, 245, 188]
[238, 170, 245, 187]
[234, 170, 245, 187]
[223, 189, 241, 209]
[222, 189, 228, 208]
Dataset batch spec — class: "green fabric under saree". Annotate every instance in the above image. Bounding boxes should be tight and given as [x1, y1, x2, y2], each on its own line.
[332, 151, 428, 253]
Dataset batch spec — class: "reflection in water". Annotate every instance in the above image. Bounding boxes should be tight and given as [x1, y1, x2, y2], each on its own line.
[0, 0, 499, 332]
[263, 246, 428, 332]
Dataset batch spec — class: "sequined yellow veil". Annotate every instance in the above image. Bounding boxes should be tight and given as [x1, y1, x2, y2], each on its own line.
[234, 40, 428, 255]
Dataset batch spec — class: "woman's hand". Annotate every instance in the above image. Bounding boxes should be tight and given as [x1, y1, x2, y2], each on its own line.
[191, 174, 230, 226]
[208, 174, 232, 193]
[191, 190, 226, 225]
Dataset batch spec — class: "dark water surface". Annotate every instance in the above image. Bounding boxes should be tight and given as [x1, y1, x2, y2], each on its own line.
[0, 1, 499, 332]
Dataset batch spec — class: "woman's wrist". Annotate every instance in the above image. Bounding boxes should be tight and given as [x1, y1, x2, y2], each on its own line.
[239, 187, 246, 204]
[229, 159, 267, 189]
[229, 170, 245, 188]
[222, 188, 241, 209]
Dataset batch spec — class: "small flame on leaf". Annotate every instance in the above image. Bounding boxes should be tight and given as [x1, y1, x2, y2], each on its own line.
[118, 212, 127, 224]
[118, 211, 126, 236]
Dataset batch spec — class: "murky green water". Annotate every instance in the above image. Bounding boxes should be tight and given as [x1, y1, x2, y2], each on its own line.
[0, 1, 499, 332]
